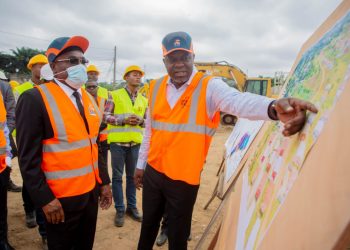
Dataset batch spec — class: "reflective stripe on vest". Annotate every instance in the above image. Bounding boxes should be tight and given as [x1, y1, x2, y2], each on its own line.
[38, 84, 99, 181]
[45, 161, 98, 180]
[150, 76, 215, 136]
[108, 127, 144, 133]
[39, 84, 69, 141]
[0, 122, 4, 129]
[98, 97, 106, 113]
[43, 137, 97, 153]
[39, 85, 100, 153]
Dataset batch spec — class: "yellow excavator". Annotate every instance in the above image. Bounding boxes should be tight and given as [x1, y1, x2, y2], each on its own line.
[194, 61, 284, 125]
[137, 61, 284, 125]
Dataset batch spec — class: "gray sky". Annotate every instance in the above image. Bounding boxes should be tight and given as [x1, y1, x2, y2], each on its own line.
[0, 0, 342, 82]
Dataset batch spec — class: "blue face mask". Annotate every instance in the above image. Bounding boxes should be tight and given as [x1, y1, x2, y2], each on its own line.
[64, 64, 88, 89]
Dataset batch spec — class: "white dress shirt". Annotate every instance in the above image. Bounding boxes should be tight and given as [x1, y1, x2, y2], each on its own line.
[136, 70, 274, 170]
[55, 79, 82, 112]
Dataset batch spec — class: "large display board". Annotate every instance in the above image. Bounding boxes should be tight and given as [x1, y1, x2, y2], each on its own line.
[214, 1, 350, 249]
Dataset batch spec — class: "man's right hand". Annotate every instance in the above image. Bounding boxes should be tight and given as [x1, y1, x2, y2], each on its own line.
[134, 168, 144, 190]
[42, 198, 65, 224]
[124, 114, 140, 126]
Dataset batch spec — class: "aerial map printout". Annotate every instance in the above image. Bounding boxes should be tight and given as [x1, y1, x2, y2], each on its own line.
[224, 119, 264, 184]
[235, 8, 350, 250]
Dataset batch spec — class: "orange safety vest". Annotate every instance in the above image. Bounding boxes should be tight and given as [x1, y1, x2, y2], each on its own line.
[97, 96, 108, 142]
[0, 94, 7, 173]
[36, 82, 102, 198]
[148, 72, 220, 185]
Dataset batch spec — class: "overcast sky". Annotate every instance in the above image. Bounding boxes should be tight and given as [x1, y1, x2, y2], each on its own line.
[0, 0, 343, 82]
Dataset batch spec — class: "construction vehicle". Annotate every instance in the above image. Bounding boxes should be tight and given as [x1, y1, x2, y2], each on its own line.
[194, 61, 285, 125]
[138, 82, 149, 97]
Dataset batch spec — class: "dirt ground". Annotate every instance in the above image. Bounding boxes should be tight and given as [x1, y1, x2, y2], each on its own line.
[7, 126, 232, 250]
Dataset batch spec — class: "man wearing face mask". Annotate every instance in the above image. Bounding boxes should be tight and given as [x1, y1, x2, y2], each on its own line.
[16, 36, 112, 250]
[104, 65, 148, 227]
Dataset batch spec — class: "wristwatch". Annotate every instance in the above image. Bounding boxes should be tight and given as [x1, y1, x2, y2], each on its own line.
[268, 101, 279, 121]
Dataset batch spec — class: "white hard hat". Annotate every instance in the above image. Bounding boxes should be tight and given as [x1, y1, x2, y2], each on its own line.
[0, 70, 8, 80]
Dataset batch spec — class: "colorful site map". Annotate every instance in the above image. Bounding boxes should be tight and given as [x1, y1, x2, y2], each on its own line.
[235, 9, 350, 250]
[224, 119, 264, 184]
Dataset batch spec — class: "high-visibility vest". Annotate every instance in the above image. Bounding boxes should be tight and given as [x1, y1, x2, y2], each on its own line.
[148, 72, 220, 185]
[82, 85, 109, 100]
[36, 82, 102, 198]
[97, 87, 109, 99]
[14, 81, 34, 96]
[13, 81, 35, 137]
[107, 88, 148, 144]
[97, 96, 108, 142]
[0, 94, 7, 173]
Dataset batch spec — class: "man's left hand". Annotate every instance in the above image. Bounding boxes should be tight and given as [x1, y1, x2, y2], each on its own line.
[273, 97, 318, 136]
[99, 184, 112, 210]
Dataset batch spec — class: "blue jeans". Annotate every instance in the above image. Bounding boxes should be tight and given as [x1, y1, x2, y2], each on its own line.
[110, 143, 140, 213]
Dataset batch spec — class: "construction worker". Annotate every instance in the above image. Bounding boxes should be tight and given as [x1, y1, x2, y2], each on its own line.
[0, 92, 14, 250]
[16, 35, 112, 250]
[104, 65, 148, 227]
[9, 80, 19, 90]
[13, 54, 48, 102]
[86, 64, 108, 99]
[0, 72, 21, 193]
[85, 78, 109, 182]
[134, 31, 318, 249]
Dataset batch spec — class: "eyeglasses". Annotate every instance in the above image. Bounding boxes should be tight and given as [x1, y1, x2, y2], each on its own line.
[86, 85, 98, 90]
[56, 57, 89, 65]
[164, 54, 193, 64]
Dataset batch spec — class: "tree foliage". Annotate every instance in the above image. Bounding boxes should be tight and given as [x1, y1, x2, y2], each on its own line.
[0, 47, 46, 77]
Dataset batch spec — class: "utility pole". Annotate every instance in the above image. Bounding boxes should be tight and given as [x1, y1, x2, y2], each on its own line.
[113, 46, 117, 84]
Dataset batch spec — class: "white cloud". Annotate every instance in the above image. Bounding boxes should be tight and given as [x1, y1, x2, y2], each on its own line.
[0, 0, 343, 82]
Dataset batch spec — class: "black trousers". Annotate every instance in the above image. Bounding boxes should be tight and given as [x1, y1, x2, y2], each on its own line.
[45, 189, 99, 250]
[138, 165, 199, 250]
[22, 184, 47, 237]
[160, 212, 168, 235]
[9, 134, 17, 159]
[22, 185, 35, 214]
[0, 167, 10, 241]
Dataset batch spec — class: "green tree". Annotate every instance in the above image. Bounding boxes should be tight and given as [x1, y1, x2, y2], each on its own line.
[0, 47, 45, 77]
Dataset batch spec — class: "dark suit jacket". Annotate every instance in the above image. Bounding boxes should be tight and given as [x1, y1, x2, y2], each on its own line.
[16, 86, 110, 211]
[0, 80, 16, 132]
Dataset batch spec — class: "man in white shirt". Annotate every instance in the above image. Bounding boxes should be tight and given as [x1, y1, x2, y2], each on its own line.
[134, 31, 318, 250]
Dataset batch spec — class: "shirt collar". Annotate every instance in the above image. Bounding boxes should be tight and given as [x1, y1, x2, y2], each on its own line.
[167, 68, 197, 87]
[124, 85, 138, 96]
[54, 79, 82, 97]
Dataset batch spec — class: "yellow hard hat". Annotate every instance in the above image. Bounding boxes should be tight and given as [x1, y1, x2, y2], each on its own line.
[87, 64, 100, 75]
[9, 80, 19, 89]
[123, 65, 144, 80]
[27, 54, 48, 70]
